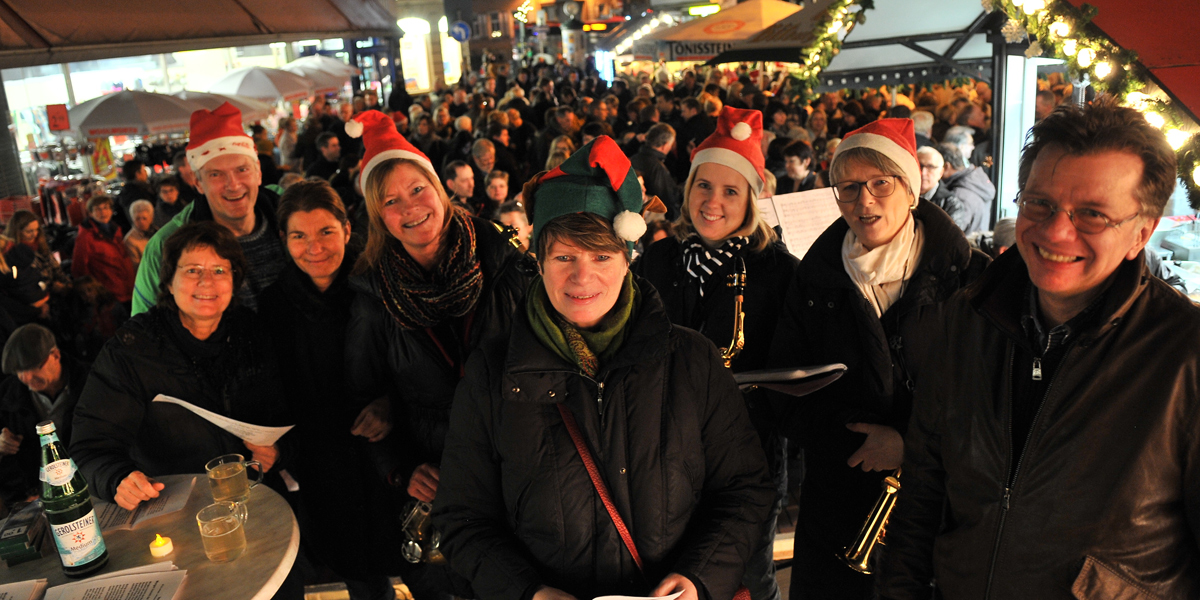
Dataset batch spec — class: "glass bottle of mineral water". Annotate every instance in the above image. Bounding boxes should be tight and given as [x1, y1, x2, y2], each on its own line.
[38, 420, 108, 577]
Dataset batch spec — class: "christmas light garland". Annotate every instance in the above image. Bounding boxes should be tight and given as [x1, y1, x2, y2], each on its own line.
[791, 0, 874, 97]
[985, 0, 1200, 209]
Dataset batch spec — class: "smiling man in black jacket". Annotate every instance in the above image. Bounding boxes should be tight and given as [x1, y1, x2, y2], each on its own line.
[878, 99, 1200, 599]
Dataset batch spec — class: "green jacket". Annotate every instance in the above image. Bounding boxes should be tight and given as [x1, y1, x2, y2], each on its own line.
[131, 201, 195, 315]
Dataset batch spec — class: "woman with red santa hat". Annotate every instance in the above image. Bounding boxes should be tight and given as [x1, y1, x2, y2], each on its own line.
[769, 118, 988, 598]
[634, 106, 799, 600]
[343, 110, 534, 599]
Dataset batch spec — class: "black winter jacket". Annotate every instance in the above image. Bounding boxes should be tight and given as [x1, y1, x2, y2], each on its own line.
[878, 250, 1200, 600]
[433, 281, 773, 600]
[346, 217, 534, 490]
[768, 200, 989, 559]
[70, 306, 291, 501]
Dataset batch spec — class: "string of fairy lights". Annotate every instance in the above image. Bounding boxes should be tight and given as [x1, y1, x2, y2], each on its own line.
[984, 0, 1200, 208]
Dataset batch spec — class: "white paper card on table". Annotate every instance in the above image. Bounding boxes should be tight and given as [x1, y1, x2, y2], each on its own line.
[42, 568, 185, 600]
[94, 475, 197, 532]
[769, 188, 842, 260]
[594, 592, 684, 600]
[152, 395, 293, 446]
[0, 578, 47, 600]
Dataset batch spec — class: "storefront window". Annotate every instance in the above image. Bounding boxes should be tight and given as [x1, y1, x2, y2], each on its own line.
[398, 17, 433, 93]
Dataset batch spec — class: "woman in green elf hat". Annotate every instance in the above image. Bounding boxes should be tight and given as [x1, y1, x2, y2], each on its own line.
[433, 136, 774, 600]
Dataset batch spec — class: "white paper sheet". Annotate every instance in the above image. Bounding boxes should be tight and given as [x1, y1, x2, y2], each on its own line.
[152, 395, 293, 446]
[595, 591, 683, 600]
[758, 195, 780, 228]
[43, 565, 184, 600]
[95, 475, 197, 532]
[769, 188, 842, 260]
[0, 578, 47, 600]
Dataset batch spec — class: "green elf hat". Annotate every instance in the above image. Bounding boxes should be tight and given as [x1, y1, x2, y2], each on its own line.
[530, 135, 666, 252]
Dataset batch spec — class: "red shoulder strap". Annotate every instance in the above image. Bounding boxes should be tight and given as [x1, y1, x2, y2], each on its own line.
[556, 403, 644, 573]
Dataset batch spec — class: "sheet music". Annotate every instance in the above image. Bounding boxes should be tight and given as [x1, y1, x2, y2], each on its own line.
[758, 195, 780, 228]
[770, 188, 841, 260]
[595, 592, 683, 600]
[42, 567, 184, 600]
[0, 578, 47, 600]
[152, 395, 293, 446]
[95, 475, 196, 532]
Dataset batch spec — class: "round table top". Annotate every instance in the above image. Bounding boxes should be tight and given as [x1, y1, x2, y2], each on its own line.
[1, 475, 299, 600]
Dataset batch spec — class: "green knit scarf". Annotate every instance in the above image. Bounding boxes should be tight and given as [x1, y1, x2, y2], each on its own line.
[526, 272, 640, 378]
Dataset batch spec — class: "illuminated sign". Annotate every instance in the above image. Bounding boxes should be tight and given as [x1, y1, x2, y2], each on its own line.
[688, 4, 721, 17]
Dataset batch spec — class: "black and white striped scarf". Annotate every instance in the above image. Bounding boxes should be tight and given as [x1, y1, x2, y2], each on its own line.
[682, 235, 749, 297]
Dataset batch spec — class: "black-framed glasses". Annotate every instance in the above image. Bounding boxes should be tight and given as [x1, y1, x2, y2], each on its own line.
[1015, 195, 1141, 234]
[832, 175, 902, 204]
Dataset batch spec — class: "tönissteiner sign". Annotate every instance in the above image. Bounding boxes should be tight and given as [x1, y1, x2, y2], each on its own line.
[658, 40, 736, 61]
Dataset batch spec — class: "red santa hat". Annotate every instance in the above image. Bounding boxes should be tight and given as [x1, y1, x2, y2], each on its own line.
[689, 106, 765, 195]
[345, 109, 436, 190]
[833, 118, 921, 202]
[185, 102, 258, 171]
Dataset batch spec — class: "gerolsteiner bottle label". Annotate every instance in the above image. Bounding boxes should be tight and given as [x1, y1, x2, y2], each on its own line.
[50, 508, 105, 567]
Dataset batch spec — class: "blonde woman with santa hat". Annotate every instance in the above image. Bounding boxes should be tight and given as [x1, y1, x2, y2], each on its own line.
[768, 118, 989, 599]
[433, 135, 771, 600]
[633, 105, 799, 600]
[342, 110, 533, 599]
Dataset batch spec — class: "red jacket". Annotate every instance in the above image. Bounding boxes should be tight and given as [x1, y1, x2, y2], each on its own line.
[72, 219, 135, 303]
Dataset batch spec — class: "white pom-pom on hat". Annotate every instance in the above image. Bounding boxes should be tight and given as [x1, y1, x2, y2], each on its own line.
[612, 210, 647, 242]
[731, 122, 752, 141]
[345, 119, 364, 138]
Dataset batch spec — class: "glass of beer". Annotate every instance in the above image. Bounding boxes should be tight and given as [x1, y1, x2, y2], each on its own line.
[205, 454, 263, 505]
[196, 501, 247, 563]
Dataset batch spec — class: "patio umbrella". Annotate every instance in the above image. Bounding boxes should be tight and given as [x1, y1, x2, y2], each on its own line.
[284, 55, 360, 78]
[207, 66, 313, 102]
[280, 64, 349, 95]
[67, 90, 198, 138]
[172, 91, 274, 121]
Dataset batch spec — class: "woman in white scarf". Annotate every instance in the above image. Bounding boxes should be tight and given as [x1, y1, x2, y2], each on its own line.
[767, 118, 987, 599]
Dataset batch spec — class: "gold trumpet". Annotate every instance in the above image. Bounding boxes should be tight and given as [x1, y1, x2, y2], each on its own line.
[841, 468, 902, 574]
[719, 258, 747, 369]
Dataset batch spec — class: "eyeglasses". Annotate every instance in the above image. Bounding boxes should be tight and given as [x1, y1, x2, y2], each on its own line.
[832, 175, 902, 204]
[1015, 196, 1141, 234]
[176, 265, 234, 281]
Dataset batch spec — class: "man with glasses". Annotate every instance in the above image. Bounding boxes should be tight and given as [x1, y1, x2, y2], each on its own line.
[878, 99, 1200, 599]
[917, 146, 969, 232]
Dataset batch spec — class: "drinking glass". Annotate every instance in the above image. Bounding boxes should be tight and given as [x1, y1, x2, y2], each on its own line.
[205, 454, 262, 505]
[196, 501, 247, 563]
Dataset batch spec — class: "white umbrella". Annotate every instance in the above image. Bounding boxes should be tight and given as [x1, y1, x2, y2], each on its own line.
[207, 66, 313, 102]
[280, 64, 348, 95]
[172, 91, 274, 121]
[67, 90, 198, 138]
[284, 55, 360, 78]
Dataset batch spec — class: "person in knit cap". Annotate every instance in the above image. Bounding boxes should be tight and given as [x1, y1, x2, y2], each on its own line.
[633, 105, 799, 600]
[131, 101, 288, 314]
[433, 134, 771, 600]
[342, 110, 532, 599]
[767, 118, 989, 599]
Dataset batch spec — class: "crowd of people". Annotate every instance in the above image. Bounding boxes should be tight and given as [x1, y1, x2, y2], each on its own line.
[0, 61, 1197, 600]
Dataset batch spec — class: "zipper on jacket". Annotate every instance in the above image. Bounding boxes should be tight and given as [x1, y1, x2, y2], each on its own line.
[984, 343, 1064, 599]
[596, 381, 605, 416]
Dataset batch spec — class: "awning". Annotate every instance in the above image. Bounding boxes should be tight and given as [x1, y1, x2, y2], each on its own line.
[0, 0, 400, 70]
[1063, 0, 1200, 123]
[647, 0, 802, 61]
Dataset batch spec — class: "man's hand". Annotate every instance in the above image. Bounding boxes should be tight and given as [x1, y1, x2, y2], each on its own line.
[846, 423, 904, 472]
[115, 471, 165, 510]
[350, 397, 392, 442]
[244, 441, 279, 472]
[0, 427, 23, 455]
[407, 463, 440, 502]
[652, 573, 699, 600]
[531, 587, 578, 600]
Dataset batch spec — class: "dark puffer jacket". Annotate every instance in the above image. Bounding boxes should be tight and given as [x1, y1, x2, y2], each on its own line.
[878, 251, 1200, 599]
[345, 216, 534, 490]
[433, 281, 773, 600]
[768, 199, 989, 592]
[70, 306, 291, 501]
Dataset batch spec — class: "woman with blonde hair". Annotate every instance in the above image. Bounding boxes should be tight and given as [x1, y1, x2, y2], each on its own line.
[342, 111, 532, 600]
[634, 106, 799, 600]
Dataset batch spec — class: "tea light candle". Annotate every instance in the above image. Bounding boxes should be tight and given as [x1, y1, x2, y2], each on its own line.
[149, 534, 174, 557]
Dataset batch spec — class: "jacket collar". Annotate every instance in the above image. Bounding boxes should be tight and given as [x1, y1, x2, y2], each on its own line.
[969, 246, 1150, 343]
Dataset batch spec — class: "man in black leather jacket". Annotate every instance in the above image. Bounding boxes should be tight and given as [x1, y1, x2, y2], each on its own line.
[878, 99, 1200, 599]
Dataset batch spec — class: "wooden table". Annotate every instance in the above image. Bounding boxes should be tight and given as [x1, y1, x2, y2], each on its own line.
[0, 476, 299, 599]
